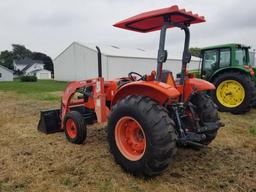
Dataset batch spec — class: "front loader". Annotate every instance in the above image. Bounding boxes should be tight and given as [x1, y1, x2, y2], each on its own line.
[38, 5, 223, 177]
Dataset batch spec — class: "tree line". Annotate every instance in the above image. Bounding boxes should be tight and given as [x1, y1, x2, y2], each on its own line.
[0, 44, 54, 73]
[189, 47, 201, 58]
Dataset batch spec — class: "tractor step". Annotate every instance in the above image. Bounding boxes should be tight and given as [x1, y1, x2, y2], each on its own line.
[38, 105, 97, 134]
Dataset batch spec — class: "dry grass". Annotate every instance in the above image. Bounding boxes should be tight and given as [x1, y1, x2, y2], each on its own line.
[0, 91, 255, 192]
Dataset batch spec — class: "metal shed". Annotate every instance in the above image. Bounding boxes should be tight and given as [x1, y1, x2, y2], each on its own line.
[0, 65, 13, 81]
[53, 42, 200, 81]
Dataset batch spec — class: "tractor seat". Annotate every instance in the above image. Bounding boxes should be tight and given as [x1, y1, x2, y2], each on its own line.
[161, 70, 176, 87]
[117, 78, 132, 88]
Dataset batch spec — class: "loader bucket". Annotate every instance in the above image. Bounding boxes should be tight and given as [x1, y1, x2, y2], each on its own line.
[37, 109, 62, 134]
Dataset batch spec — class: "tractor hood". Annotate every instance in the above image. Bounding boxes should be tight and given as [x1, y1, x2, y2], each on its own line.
[113, 5, 205, 33]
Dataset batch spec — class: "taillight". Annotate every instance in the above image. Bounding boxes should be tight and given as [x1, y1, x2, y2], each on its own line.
[244, 66, 254, 76]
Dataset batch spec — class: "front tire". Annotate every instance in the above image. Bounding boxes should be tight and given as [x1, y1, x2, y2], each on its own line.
[211, 72, 254, 114]
[108, 95, 177, 177]
[64, 111, 87, 144]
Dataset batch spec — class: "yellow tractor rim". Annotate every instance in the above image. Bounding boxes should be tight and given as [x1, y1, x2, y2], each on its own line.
[216, 80, 245, 108]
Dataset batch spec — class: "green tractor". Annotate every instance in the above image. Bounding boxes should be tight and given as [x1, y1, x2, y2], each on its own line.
[190, 43, 256, 114]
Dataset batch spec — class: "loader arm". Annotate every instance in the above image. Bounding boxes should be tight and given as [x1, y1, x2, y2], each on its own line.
[60, 78, 108, 129]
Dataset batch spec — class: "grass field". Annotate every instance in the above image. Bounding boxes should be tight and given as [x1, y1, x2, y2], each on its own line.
[0, 80, 255, 192]
[0, 80, 67, 101]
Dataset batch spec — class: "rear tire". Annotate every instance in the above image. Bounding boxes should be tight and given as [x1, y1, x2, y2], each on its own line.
[211, 72, 254, 114]
[252, 82, 256, 108]
[190, 93, 219, 145]
[64, 111, 87, 144]
[108, 95, 177, 177]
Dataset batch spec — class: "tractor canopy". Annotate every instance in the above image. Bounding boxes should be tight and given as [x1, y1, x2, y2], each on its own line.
[113, 5, 205, 33]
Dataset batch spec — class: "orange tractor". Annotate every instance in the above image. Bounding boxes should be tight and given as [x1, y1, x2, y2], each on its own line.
[38, 5, 223, 177]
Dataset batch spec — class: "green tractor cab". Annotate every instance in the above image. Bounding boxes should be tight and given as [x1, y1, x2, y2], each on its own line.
[190, 43, 256, 114]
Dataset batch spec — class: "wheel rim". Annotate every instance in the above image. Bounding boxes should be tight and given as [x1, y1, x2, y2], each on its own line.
[66, 119, 77, 139]
[115, 117, 146, 161]
[216, 80, 245, 108]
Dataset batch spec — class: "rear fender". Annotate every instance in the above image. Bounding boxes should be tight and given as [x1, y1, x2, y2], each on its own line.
[209, 67, 252, 81]
[188, 78, 215, 91]
[111, 81, 180, 106]
[182, 78, 215, 101]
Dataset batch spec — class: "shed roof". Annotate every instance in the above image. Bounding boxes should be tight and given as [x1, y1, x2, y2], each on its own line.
[14, 58, 44, 65]
[74, 42, 200, 61]
[0, 64, 14, 73]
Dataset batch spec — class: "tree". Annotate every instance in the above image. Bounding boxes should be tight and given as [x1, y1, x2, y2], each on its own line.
[12, 44, 32, 59]
[31, 52, 54, 73]
[0, 50, 14, 69]
[189, 47, 201, 58]
[0, 44, 32, 70]
[0, 44, 54, 73]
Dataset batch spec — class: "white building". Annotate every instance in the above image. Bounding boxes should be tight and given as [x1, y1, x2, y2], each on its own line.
[54, 42, 200, 81]
[13, 58, 52, 79]
[0, 65, 13, 81]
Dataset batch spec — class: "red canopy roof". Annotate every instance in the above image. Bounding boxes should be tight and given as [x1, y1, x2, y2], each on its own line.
[114, 5, 205, 33]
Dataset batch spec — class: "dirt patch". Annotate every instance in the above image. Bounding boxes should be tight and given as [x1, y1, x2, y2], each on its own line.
[0, 92, 255, 192]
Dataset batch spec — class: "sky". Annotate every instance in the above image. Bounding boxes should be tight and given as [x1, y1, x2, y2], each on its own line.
[0, 0, 256, 59]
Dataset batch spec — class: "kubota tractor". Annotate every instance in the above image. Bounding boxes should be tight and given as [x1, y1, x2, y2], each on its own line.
[38, 5, 223, 177]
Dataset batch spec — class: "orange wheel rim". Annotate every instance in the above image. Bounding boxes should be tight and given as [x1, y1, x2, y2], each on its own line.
[115, 116, 146, 161]
[66, 119, 77, 139]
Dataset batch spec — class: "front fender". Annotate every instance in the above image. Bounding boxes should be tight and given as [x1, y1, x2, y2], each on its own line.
[111, 81, 180, 106]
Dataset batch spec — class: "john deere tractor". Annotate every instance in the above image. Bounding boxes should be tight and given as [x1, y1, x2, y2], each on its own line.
[192, 44, 256, 114]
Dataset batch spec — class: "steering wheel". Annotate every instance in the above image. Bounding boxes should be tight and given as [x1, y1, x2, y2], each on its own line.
[128, 72, 143, 81]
